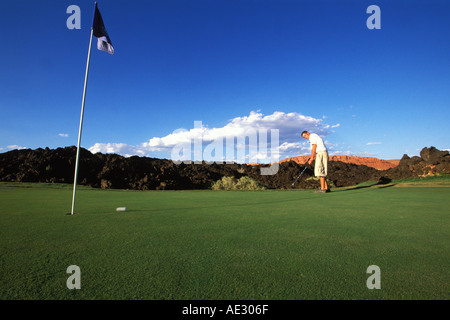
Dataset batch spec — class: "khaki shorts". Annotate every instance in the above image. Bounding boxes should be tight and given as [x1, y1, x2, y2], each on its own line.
[315, 151, 328, 177]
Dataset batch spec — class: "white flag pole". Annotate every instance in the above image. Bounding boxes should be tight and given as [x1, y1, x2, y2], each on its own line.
[70, 20, 95, 216]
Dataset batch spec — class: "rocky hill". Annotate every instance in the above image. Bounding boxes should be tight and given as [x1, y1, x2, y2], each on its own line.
[281, 155, 399, 170]
[0, 146, 448, 190]
[383, 146, 450, 180]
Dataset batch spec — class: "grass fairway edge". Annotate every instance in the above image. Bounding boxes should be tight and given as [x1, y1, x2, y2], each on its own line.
[0, 180, 449, 300]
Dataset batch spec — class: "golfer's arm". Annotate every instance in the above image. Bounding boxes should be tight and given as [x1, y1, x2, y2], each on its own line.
[311, 144, 317, 160]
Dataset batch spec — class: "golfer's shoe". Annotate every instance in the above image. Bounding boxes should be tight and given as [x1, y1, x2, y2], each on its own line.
[314, 189, 326, 193]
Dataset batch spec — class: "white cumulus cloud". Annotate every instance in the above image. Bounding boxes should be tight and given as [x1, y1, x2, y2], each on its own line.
[89, 110, 333, 162]
[89, 143, 146, 158]
[7, 145, 26, 150]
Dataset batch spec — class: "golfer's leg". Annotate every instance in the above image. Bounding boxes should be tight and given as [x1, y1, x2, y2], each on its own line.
[320, 176, 325, 190]
[316, 152, 324, 189]
[314, 160, 319, 178]
[317, 152, 328, 190]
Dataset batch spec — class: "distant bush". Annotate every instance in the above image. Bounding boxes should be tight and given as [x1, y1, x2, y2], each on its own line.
[306, 176, 336, 188]
[211, 176, 236, 190]
[211, 176, 266, 190]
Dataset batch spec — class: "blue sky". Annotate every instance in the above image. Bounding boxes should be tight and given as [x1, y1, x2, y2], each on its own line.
[0, 0, 449, 161]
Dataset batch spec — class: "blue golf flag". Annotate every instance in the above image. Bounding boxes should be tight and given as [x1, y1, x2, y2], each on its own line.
[93, 3, 114, 54]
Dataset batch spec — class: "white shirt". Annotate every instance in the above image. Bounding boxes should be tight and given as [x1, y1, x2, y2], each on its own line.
[309, 133, 327, 152]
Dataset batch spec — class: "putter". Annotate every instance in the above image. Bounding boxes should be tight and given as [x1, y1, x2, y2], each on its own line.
[291, 159, 310, 187]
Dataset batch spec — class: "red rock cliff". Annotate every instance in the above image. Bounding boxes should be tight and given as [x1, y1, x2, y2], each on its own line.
[281, 155, 399, 170]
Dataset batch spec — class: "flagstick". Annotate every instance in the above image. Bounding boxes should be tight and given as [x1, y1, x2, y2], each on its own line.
[70, 26, 94, 216]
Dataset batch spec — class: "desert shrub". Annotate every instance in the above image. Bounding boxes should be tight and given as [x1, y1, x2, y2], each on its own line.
[211, 176, 266, 190]
[235, 176, 266, 190]
[211, 176, 237, 190]
[306, 176, 336, 188]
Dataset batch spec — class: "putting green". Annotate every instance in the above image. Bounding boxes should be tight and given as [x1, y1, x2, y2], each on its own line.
[0, 181, 448, 299]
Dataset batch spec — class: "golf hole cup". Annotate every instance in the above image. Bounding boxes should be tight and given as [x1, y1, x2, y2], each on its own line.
[116, 207, 127, 212]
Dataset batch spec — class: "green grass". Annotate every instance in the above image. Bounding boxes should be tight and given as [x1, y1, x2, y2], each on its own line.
[392, 173, 450, 186]
[0, 181, 449, 300]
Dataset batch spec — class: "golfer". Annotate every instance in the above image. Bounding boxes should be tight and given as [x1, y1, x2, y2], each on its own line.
[301, 131, 330, 193]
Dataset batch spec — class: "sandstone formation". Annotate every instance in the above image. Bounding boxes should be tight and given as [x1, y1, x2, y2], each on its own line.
[281, 155, 399, 170]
